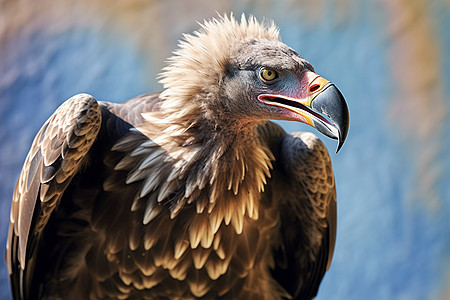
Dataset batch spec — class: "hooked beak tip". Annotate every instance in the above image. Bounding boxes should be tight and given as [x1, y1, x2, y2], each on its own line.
[336, 137, 345, 153]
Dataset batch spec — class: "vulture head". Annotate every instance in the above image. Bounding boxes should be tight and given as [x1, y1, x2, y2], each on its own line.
[157, 14, 349, 152]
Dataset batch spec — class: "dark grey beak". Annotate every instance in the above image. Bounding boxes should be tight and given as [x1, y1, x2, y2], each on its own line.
[257, 71, 349, 153]
[311, 84, 349, 153]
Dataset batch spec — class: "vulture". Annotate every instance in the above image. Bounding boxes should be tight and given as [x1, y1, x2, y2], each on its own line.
[6, 14, 349, 300]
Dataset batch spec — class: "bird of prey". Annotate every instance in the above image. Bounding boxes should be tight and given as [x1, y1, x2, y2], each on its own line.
[6, 14, 349, 300]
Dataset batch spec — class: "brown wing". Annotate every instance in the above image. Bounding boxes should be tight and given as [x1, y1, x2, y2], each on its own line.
[271, 131, 336, 300]
[5, 94, 102, 299]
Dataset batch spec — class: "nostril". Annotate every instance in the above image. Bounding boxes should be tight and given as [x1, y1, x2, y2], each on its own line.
[309, 84, 320, 93]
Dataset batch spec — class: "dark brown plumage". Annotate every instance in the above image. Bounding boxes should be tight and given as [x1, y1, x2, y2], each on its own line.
[6, 14, 349, 299]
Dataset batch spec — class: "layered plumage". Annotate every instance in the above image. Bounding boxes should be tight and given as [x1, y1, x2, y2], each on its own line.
[6, 14, 349, 299]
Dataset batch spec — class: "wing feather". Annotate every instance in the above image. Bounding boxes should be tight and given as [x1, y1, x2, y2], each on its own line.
[271, 130, 337, 300]
[5, 94, 102, 299]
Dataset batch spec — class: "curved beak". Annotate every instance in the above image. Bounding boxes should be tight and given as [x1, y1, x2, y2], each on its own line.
[258, 71, 349, 153]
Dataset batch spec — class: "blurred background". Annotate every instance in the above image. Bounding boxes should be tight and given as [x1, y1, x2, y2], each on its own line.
[0, 0, 449, 299]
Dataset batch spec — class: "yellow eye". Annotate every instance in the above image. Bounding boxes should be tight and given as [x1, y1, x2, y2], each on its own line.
[259, 68, 278, 82]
